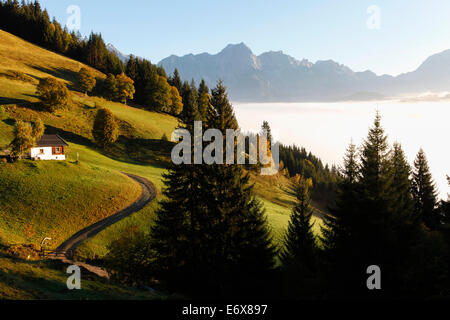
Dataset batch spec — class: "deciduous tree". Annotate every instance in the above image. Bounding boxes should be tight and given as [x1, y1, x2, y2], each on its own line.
[36, 77, 70, 112]
[77, 67, 96, 95]
[92, 108, 119, 147]
[116, 73, 135, 105]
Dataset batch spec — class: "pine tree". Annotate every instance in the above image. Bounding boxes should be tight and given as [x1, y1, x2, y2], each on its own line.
[439, 176, 450, 224]
[261, 121, 273, 145]
[197, 79, 210, 120]
[359, 112, 392, 205]
[180, 81, 200, 129]
[412, 149, 439, 229]
[320, 141, 359, 253]
[321, 114, 409, 297]
[281, 180, 317, 272]
[150, 82, 275, 297]
[390, 142, 415, 220]
[168, 68, 182, 92]
[103, 74, 118, 101]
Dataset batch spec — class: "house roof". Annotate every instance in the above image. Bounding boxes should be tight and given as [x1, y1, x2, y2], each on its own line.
[35, 134, 69, 147]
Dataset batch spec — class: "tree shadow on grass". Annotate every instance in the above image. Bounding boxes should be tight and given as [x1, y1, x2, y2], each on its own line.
[0, 96, 31, 106]
[44, 125, 94, 147]
[44, 125, 171, 169]
[25, 64, 78, 90]
[0, 262, 119, 300]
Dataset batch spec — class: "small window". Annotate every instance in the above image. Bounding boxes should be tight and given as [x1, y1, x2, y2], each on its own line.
[55, 147, 61, 153]
[40, 149, 44, 154]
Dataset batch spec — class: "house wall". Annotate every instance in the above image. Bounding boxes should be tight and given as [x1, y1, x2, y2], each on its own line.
[31, 147, 66, 161]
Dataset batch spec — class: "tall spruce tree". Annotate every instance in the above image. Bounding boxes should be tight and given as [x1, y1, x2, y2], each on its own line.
[281, 179, 317, 272]
[412, 149, 439, 229]
[439, 176, 450, 224]
[321, 114, 411, 297]
[168, 68, 182, 93]
[197, 79, 210, 120]
[261, 121, 273, 146]
[150, 81, 275, 297]
[180, 81, 201, 128]
[320, 141, 359, 253]
[390, 142, 415, 220]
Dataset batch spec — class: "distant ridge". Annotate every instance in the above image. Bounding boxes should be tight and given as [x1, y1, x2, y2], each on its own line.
[158, 43, 450, 102]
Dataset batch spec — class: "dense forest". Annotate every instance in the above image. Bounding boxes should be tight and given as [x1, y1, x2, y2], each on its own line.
[279, 144, 339, 205]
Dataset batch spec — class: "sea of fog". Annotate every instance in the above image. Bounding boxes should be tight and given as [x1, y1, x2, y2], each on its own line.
[233, 100, 450, 200]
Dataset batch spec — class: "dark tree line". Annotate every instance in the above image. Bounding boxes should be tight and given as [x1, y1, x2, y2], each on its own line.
[279, 144, 340, 205]
[0, 0, 124, 74]
[319, 113, 448, 298]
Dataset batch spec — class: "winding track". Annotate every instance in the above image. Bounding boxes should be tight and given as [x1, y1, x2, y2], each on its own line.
[52, 173, 156, 278]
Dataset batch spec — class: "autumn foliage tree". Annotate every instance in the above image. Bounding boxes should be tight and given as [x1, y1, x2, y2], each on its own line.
[116, 73, 135, 105]
[92, 108, 119, 148]
[9, 120, 34, 158]
[9, 116, 45, 159]
[169, 86, 183, 116]
[77, 67, 96, 95]
[36, 77, 70, 112]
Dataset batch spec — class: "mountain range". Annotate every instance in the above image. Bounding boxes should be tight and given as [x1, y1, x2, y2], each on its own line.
[108, 42, 450, 102]
[157, 43, 450, 102]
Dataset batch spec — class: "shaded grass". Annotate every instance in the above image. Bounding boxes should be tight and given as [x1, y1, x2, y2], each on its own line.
[0, 252, 159, 300]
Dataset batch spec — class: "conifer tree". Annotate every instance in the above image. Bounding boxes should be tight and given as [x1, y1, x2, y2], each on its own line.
[145, 75, 171, 112]
[412, 149, 439, 229]
[197, 79, 210, 120]
[261, 121, 273, 146]
[281, 179, 317, 272]
[180, 81, 201, 128]
[103, 74, 118, 101]
[150, 81, 275, 297]
[320, 141, 359, 255]
[168, 68, 182, 92]
[439, 176, 450, 224]
[390, 142, 415, 220]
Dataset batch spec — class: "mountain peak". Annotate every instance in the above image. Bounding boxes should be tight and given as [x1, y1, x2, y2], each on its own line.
[220, 42, 253, 55]
[106, 43, 130, 63]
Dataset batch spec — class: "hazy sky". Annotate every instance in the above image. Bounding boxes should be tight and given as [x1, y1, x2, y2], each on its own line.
[38, 0, 450, 76]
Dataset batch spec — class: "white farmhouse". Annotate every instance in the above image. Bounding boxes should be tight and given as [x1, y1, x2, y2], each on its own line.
[31, 134, 68, 161]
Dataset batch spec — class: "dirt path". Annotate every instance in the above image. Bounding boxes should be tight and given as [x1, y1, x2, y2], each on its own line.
[51, 173, 156, 279]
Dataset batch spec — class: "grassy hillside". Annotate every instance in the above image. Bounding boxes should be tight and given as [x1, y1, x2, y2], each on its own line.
[0, 29, 322, 288]
[0, 160, 141, 248]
